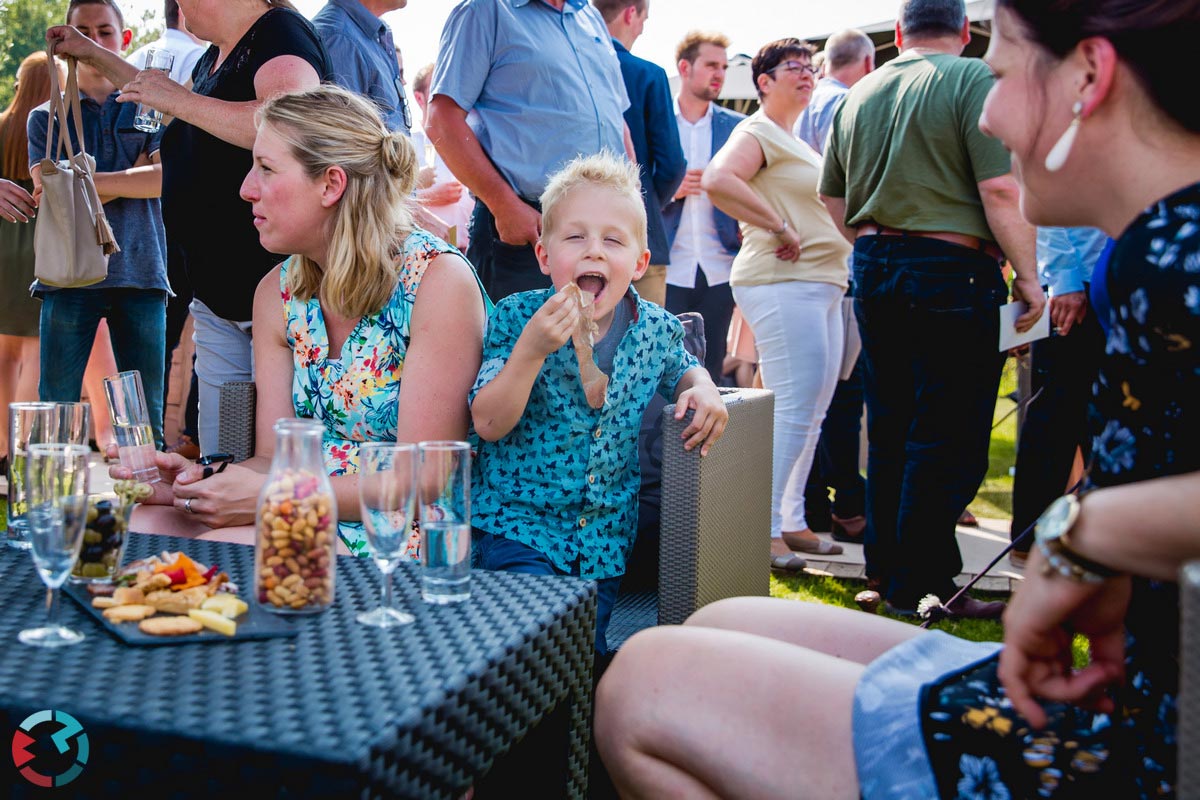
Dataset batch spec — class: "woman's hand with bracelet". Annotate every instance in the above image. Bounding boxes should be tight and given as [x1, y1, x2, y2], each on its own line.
[998, 544, 1131, 728]
[771, 219, 801, 262]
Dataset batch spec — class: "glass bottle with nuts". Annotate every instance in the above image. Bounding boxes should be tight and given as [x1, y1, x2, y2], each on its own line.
[254, 419, 338, 614]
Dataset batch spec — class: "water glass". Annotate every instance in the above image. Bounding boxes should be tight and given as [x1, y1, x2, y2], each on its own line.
[357, 443, 418, 627]
[133, 47, 175, 133]
[55, 401, 92, 446]
[6, 402, 57, 550]
[417, 441, 472, 604]
[19, 444, 90, 647]
[102, 371, 159, 483]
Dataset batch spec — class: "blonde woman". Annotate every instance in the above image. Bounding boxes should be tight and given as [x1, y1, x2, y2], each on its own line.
[49, 0, 331, 452]
[115, 86, 489, 554]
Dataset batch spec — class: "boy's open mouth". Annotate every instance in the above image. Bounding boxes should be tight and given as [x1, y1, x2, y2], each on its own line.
[576, 273, 607, 300]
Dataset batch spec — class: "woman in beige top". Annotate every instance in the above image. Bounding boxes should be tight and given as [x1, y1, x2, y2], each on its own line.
[703, 38, 852, 562]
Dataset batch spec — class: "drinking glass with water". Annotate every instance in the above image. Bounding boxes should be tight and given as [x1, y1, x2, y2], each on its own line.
[6, 402, 57, 550]
[102, 370, 159, 483]
[417, 441, 472, 604]
[132, 47, 175, 133]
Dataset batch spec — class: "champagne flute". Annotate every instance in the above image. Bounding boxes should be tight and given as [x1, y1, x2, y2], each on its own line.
[357, 442, 417, 627]
[19, 443, 90, 647]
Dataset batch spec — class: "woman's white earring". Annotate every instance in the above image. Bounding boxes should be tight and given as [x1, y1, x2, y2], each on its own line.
[1045, 101, 1085, 173]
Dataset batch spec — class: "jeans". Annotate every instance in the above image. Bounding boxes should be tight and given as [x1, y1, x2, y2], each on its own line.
[853, 237, 1007, 607]
[804, 352, 867, 529]
[190, 298, 253, 454]
[666, 269, 735, 383]
[466, 198, 550, 303]
[473, 530, 622, 656]
[1009, 291, 1105, 549]
[733, 280, 844, 536]
[39, 288, 167, 447]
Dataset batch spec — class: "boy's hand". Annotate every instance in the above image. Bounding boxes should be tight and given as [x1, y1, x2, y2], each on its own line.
[518, 290, 580, 360]
[675, 382, 728, 457]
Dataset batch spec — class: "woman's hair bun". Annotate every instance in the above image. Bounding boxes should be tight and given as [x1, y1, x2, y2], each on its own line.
[380, 131, 417, 194]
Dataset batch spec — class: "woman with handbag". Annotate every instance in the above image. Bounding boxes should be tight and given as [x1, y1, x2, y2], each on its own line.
[702, 38, 852, 562]
[0, 53, 61, 463]
[595, 2, 1200, 797]
[47, 0, 331, 453]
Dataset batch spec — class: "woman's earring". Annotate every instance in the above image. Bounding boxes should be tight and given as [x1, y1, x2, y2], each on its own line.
[1045, 101, 1085, 173]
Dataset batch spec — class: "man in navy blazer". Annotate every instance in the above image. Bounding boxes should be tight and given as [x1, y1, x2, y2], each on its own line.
[662, 31, 744, 381]
[597, 0, 686, 306]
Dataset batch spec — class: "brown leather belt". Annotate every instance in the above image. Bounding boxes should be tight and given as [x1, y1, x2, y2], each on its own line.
[856, 224, 1002, 260]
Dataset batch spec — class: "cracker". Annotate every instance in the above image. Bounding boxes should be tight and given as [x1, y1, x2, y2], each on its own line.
[562, 282, 608, 409]
[102, 604, 157, 623]
[138, 616, 203, 636]
[112, 586, 146, 605]
[91, 596, 119, 609]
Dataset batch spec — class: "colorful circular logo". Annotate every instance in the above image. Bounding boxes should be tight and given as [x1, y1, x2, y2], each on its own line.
[11, 709, 88, 787]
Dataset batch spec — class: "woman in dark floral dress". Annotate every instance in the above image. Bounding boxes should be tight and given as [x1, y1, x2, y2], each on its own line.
[593, 2, 1200, 798]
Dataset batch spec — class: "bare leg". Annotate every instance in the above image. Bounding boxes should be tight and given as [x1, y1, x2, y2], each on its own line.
[597, 624, 865, 800]
[82, 321, 118, 450]
[0, 335, 40, 454]
[686, 596, 925, 664]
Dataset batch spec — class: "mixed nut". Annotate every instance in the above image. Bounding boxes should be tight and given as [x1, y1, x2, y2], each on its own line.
[255, 469, 336, 612]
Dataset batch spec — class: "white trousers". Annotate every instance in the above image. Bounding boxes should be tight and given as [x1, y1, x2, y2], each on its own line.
[733, 280, 844, 536]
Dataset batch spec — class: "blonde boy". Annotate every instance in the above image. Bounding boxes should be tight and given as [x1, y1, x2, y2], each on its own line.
[470, 152, 727, 653]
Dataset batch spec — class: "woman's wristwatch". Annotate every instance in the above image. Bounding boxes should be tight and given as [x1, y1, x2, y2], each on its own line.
[1034, 494, 1122, 583]
[771, 219, 790, 237]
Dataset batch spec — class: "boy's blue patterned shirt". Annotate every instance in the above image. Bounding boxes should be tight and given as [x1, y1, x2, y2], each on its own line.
[470, 287, 699, 579]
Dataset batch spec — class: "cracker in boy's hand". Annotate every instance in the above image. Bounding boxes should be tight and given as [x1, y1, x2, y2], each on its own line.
[563, 282, 608, 409]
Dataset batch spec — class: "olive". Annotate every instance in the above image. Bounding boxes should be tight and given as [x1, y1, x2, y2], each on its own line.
[82, 544, 104, 562]
[81, 563, 109, 578]
[104, 532, 122, 550]
[86, 506, 99, 523]
[83, 531, 102, 545]
[94, 513, 116, 532]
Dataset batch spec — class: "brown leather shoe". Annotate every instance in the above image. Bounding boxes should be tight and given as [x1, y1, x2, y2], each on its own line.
[166, 434, 200, 461]
[945, 595, 1006, 620]
[830, 513, 866, 543]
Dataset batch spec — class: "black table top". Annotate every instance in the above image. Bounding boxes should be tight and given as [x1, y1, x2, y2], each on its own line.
[0, 534, 596, 798]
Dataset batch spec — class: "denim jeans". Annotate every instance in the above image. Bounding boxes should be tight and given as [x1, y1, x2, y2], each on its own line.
[473, 530, 622, 655]
[804, 352, 867, 528]
[38, 288, 168, 447]
[1009, 289, 1106, 549]
[852, 237, 1007, 608]
[466, 198, 550, 303]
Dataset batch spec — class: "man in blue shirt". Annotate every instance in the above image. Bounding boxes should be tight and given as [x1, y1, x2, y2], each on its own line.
[793, 28, 874, 154]
[311, 0, 410, 134]
[1009, 227, 1109, 564]
[29, 0, 170, 447]
[426, 0, 632, 302]
[597, 0, 685, 307]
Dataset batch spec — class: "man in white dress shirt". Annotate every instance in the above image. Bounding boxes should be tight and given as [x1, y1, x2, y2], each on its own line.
[125, 0, 205, 85]
[662, 31, 744, 381]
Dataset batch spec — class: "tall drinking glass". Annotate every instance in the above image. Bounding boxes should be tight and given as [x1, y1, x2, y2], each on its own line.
[19, 443, 90, 647]
[133, 48, 175, 133]
[55, 402, 92, 446]
[6, 402, 57, 550]
[417, 441, 472, 604]
[103, 371, 159, 483]
[357, 442, 417, 627]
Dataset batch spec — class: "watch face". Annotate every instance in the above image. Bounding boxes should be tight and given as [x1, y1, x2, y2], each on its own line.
[1036, 495, 1075, 542]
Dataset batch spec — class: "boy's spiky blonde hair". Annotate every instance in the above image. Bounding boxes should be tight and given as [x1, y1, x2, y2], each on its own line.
[540, 151, 648, 252]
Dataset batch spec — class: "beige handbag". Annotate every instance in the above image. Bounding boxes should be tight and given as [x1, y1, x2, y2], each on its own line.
[33, 52, 118, 288]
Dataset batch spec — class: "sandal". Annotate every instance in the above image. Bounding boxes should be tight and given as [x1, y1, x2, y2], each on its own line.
[770, 552, 807, 573]
[781, 531, 843, 556]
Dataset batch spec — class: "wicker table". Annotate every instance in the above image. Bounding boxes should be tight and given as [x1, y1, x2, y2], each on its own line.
[0, 534, 596, 798]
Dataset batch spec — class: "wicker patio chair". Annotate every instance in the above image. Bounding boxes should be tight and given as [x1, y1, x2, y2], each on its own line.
[1181, 560, 1199, 796]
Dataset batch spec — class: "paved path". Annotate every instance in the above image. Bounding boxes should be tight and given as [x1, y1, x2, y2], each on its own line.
[802, 519, 1025, 594]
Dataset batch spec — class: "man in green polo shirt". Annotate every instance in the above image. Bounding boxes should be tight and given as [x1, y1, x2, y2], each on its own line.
[819, 0, 1044, 619]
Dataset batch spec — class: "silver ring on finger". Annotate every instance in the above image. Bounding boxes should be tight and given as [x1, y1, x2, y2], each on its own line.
[185, 497, 194, 514]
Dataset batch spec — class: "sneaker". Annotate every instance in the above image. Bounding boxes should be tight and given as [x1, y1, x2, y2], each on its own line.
[165, 434, 200, 460]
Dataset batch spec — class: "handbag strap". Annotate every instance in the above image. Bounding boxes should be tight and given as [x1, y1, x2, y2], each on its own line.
[44, 49, 74, 162]
[64, 57, 88, 158]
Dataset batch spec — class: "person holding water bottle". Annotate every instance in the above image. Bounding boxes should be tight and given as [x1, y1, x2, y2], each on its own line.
[29, 0, 169, 448]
